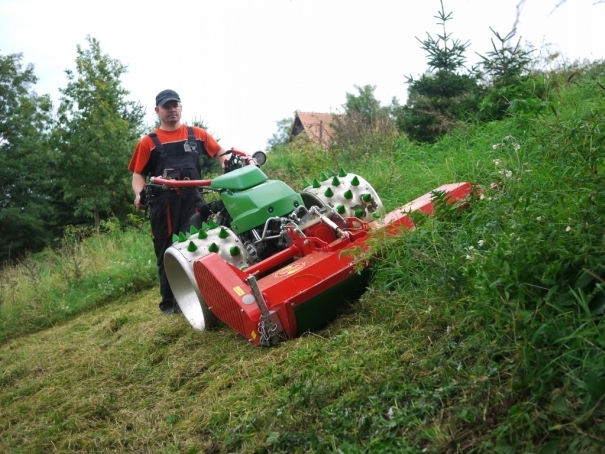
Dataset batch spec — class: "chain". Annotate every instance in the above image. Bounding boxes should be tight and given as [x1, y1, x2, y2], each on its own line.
[258, 315, 278, 346]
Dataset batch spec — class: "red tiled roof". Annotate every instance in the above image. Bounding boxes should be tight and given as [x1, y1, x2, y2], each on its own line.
[292, 111, 341, 148]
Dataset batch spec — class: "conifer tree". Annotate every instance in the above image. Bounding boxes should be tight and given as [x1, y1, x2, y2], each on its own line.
[395, 1, 481, 143]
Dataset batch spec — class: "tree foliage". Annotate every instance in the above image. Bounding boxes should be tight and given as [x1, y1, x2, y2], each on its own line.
[0, 51, 55, 262]
[476, 28, 536, 120]
[395, 1, 481, 143]
[266, 117, 294, 151]
[53, 36, 144, 231]
[332, 85, 396, 149]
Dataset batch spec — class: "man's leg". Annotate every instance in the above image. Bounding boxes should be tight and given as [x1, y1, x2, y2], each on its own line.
[154, 235, 178, 314]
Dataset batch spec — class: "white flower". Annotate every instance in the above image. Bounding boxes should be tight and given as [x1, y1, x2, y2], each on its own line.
[387, 407, 395, 419]
[536, 216, 542, 221]
[566, 226, 572, 232]
[493, 158, 502, 166]
[477, 239, 485, 247]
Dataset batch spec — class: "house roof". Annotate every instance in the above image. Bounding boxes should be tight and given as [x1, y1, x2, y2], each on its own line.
[291, 111, 340, 148]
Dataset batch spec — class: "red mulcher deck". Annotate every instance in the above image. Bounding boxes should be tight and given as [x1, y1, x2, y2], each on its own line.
[192, 182, 472, 345]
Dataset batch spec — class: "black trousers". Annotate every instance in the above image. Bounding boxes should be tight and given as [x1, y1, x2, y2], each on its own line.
[149, 191, 200, 310]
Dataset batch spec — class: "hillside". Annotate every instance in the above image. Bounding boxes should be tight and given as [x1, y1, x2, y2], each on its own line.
[1, 65, 605, 453]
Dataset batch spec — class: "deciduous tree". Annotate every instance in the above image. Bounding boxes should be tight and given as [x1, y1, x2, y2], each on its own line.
[54, 36, 144, 231]
[0, 51, 55, 261]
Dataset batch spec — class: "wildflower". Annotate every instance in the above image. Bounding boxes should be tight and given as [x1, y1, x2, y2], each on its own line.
[477, 239, 485, 247]
[493, 158, 502, 166]
[566, 226, 572, 232]
[480, 193, 486, 200]
[536, 216, 542, 221]
[387, 407, 395, 419]
[492, 143, 504, 150]
[514, 143, 521, 151]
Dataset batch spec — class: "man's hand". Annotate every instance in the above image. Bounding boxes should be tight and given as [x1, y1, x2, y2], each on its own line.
[134, 193, 145, 210]
[132, 172, 146, 210]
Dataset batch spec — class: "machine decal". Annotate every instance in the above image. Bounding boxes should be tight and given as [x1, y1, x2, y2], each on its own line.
[274, 262, 306, 278]
[233, 286, 245, 296]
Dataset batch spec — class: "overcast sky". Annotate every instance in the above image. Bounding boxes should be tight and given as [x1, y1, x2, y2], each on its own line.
[1, 0, 603, 152]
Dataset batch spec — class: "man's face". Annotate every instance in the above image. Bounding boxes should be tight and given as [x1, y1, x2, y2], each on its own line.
[156, 101, 182, 125]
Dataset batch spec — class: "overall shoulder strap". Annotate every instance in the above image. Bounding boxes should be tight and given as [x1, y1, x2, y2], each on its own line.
[186, 126, 198, 154]
[187, 126, 209, 157]
[148, 132, 166, 158]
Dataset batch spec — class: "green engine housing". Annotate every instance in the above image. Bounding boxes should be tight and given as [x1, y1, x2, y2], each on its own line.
[212, 166, 304, 234]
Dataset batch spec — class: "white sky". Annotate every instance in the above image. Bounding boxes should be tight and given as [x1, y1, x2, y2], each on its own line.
[1, 0, 603, 152]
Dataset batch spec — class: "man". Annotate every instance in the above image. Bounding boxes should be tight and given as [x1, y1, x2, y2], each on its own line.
[128, 89, 228, 315]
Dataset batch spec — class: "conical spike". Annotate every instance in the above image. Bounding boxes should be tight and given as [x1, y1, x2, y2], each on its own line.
[187, 241, 198, 252]
[189, 225, 199, 235]
[208, 243, 219, 253]
[302, 179, 311, 188]
[351, 176, 360, 187]
[230, 246, 241, 256]
[362, 193, 372, 203]
[178, 232, 188, 242]
[320, 172, 328, 181]
[198, 229, 208, 239]
[372, 212, 381, 219]
[328, 169, 336, 176]
[312, 179, 322, 188]
[324, 187, 334, 198]
[218, 227, 229, 239]
[336, 204, 346, 214]
[338, 168, 347, 177]
[207, 220, 218, 229]
[172, 234, 179, 244]
[355, 208, 365, 218]
[331, 176, 340, 186]
[344, 189, 353, 200]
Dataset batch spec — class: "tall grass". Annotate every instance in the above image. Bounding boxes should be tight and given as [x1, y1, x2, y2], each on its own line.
[0, 220, 156, 343]
[1, 66, 604, 452]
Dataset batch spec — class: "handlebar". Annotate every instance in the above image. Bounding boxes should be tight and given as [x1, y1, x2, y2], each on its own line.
[149, 177, 212, 188]
[149, 149, 267, 188]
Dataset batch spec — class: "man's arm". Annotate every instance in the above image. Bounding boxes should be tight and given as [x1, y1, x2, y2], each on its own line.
[132, 172, 146, 210]
[214, 147, 229, 170]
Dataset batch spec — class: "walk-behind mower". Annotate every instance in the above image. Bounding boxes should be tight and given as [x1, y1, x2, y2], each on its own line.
[151, 149, 472, 346]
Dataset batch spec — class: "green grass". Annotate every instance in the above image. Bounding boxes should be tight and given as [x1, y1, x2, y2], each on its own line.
[1, 67, 605, 452]
[0, 224, 157, 343]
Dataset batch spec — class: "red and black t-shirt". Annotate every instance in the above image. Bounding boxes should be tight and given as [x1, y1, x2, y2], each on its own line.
[128, 124, 222, 176]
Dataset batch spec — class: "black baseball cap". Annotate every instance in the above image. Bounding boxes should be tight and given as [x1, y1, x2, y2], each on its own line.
[156, 89, 181, 107]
